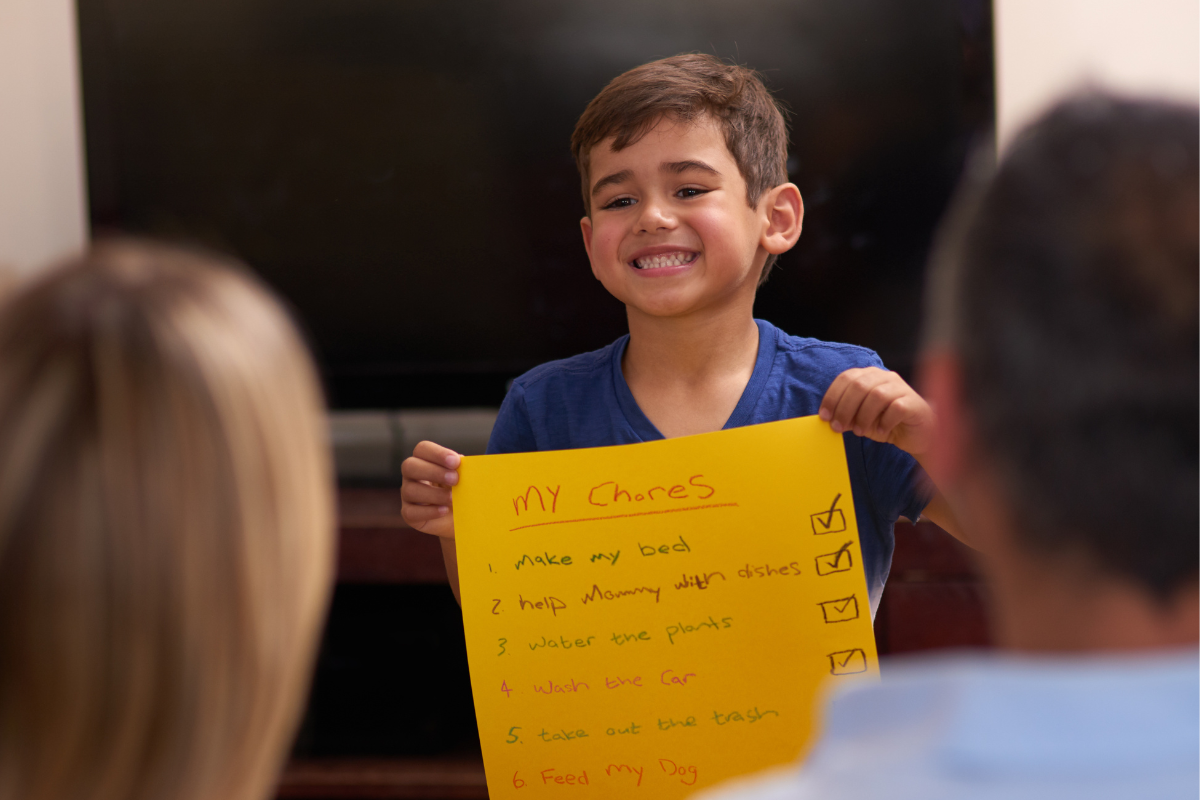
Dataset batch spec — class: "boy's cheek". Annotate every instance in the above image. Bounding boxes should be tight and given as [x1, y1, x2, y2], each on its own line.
[689, 208, 760, 262]
[589, 230, 629, 272]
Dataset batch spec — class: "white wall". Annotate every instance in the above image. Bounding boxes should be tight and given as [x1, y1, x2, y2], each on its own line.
[995, 0, 1200, 151]
[0, 0, 89, 274]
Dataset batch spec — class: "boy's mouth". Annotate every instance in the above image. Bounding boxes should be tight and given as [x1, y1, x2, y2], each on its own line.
[631, 251, 698, 270]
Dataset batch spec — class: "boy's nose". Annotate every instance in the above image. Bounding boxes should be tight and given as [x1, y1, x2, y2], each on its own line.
[635, 198, 675, 233]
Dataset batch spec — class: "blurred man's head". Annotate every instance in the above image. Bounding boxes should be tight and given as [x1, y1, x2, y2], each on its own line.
[922, 94, 1198, 650]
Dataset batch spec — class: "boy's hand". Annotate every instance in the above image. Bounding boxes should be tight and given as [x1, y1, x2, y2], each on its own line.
[400, 441, 461, 539]
[819, 367, 934, 459]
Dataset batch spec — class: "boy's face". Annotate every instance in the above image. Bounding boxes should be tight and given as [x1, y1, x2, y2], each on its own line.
[580, 116, 778, 321]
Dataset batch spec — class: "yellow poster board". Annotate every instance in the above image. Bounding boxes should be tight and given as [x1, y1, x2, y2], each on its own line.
[454, 416, 878, 798]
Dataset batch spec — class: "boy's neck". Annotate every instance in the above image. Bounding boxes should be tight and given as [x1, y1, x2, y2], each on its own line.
[625, 303, 759, 376]
[621, 301, 761, 437]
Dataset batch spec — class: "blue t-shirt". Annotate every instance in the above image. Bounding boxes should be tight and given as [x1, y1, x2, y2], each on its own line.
[486, 319, 930, 613]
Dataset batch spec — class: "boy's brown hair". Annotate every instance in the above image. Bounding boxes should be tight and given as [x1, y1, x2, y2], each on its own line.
[571, 54, 791, 283]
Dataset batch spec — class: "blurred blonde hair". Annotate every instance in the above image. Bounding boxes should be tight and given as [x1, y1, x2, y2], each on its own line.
[0, 240, 334, 800]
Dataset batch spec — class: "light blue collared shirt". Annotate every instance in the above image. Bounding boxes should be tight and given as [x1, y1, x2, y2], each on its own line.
[695, 650, 1200, 800]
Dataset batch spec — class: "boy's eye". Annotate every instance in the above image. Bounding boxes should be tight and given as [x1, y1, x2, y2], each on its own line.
[676, 187, 708, 199]
[602, 196, 636, 210]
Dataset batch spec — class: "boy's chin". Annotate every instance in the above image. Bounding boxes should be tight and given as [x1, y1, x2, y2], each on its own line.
[621, 282, 756, 322]
[624, 293, 717, 320]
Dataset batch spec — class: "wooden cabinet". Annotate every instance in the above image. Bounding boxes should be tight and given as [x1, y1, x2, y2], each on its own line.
[875, 519, 992, 655]
[277, 758, 487, 799]
[336, 489, 448, 584]
[281, 489, 486, 800]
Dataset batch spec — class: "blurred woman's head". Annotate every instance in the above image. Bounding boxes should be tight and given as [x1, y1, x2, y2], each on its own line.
[0, 240, 334, 800]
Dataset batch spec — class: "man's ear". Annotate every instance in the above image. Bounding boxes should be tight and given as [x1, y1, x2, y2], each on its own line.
[917, 349, 967, 491]
[580, 216, 600, 280]
[761, 183, 804, 255]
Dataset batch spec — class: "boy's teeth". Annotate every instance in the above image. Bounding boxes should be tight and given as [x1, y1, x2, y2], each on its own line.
[634, 251, 694, 269]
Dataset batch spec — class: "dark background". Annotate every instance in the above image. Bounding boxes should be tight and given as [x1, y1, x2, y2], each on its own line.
[77, 0, 994, 408]
[293, 584, 481, 757]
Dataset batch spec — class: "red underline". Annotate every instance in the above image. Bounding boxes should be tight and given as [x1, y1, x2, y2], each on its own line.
[508, 502, 740, 531]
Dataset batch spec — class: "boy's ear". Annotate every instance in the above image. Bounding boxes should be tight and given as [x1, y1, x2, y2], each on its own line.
[760, 183, 804, 255]
[580, 216, 601, 280]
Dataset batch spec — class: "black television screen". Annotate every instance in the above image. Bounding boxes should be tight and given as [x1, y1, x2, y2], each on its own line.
[77, 0, 993, 408]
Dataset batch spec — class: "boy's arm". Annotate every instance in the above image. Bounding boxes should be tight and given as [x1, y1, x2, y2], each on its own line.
[440, 538, 461, 605]
[400, 441, 463, 599]
[818, 367, 971, 548]
[401, 385, 537, 605]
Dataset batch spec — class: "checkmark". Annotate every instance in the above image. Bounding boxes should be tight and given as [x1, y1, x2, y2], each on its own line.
[814, 541, 854, 576]
[826, 648, 867, 675]
[810, 493, 847, 535]
[817, 594, 860, 623]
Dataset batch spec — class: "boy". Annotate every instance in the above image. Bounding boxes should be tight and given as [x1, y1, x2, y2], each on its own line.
[402, 54, 960, 606]
[696, 93, 1199, 800]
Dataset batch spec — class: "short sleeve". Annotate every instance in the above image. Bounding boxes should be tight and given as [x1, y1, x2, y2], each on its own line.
[860, 437, 932, 524]
[486, 382, 538, 455]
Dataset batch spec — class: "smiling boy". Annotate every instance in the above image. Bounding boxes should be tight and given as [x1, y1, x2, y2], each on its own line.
[402, 54, 960, 606]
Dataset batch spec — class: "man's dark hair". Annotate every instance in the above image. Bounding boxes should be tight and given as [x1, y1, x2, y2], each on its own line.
[929, 93, 1198, 599]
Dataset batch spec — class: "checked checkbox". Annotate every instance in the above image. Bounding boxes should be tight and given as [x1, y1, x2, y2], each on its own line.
[814, 541, 854, 576]
[817, 594, 860, 623]
[827, 648, 868, 675]
[810, 493, 847, 535]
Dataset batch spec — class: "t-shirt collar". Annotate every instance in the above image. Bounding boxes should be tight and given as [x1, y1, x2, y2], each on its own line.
[610, 319, 778, 440]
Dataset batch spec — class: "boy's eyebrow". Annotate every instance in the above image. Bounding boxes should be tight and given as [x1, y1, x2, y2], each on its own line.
[590, 160, 720, 198]
[590, 169, 633, 197]
[663, 159, 721, 176]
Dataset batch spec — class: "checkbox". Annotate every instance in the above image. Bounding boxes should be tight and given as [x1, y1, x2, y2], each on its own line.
[814, 541, 854, 576]
[827, 648, 867, 675]
[810, 493, 847, 535]
[817, 594, 860, 623]
[811, 509, 846, 535]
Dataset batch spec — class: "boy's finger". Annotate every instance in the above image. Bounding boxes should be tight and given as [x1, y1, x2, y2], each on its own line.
[878, 394, 933, 452]
[401, 479, 452, 507]
[852, 380, 907, 438]
[400, 455, 459, 486]
[412, 440, 462, 470]
[829, 371, 892, 433]
[402, 506, 455, 539]
[877, 395, 911, 432]
[817, 369, 861, 421]
[402, 502, 451, 524]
